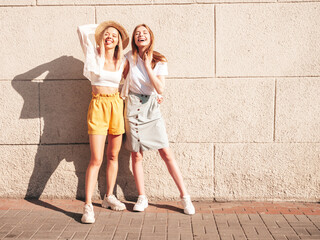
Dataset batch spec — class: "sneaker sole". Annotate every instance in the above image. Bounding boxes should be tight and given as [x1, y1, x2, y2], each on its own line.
[81, 218, 95, 224]
[183, 208, 195, 215]
[133, 204, 148, 212]
[102, 203, 126, 211]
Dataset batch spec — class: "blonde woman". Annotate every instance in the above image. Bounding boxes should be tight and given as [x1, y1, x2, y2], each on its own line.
[121, 24, 195, 215]
[77, 21, 129, 224]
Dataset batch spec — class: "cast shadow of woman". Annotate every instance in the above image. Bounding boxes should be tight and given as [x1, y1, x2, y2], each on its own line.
[11, 56, 136, 214]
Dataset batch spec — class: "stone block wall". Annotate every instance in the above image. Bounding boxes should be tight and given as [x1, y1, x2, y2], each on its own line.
[0, 0, 319, 201]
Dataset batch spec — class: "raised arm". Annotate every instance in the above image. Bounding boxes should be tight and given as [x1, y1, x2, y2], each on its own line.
[77, 24, 98, 57]
[143, 52, 166, 95]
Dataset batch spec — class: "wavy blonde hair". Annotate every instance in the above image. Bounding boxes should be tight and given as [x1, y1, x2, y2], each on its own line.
[131, 24, 167, 69]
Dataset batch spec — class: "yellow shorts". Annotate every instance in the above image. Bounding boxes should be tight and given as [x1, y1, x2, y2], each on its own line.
[87, 92, 125, 135]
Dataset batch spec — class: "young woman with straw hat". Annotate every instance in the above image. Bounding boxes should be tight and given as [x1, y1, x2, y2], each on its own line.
[77, 21, 129, 224]
[121, 24, 195, 215]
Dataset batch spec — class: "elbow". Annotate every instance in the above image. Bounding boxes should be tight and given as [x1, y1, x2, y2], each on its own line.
[156, 86, 165, 95]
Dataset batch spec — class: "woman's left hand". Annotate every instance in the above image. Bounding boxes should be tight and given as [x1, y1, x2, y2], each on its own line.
[144, 51, 153, 68]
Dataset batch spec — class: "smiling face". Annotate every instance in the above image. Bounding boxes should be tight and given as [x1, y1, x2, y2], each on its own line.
[103, 27, 119, 49]
[134, 26, 151, 48]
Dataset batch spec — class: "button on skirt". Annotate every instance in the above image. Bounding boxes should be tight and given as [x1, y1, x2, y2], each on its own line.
[124, 92, 169, 152]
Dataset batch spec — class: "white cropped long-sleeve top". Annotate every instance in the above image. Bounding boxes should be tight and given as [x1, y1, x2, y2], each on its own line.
[77, 24, 125, 88]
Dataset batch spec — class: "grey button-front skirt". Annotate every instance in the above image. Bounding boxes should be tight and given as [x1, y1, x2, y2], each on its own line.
[124, 92, 169, 152]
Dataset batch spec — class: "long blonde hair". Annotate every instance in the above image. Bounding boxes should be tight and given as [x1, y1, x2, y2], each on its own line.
[131, 24, 167, 69]
[97, 27, 124, 69]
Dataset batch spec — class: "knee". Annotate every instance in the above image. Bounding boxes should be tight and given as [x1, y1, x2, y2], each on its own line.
[89, 156, 103, 167]
[131, 152, 143, 163]
[107, 151, 119, 162]
[160, 149, 174, 163]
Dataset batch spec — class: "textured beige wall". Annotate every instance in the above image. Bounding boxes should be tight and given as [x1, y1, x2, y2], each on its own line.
[0, 1, 319, 201]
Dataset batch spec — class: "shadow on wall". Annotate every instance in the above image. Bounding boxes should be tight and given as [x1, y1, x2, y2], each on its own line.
[11, 55, 136, 200]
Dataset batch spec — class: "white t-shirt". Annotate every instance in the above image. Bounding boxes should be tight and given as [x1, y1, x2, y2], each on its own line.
[125, 50, 168, 95]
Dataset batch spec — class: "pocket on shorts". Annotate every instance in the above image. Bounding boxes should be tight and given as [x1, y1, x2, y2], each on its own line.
[87, 99, 101, 124]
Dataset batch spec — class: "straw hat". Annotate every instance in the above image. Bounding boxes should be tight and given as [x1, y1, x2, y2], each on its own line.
[95, 21, 129, 49]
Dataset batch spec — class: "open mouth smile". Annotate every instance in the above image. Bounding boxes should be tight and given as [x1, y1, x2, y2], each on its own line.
[105, 39, 114, 44]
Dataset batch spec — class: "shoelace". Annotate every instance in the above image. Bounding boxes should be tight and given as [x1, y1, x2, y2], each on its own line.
[113, 198, 122, 205]
[183, 199, 192, 208]
[84, 205, 92, 213]
[137, 197, 146, 205]
[109, 195, 122, 205]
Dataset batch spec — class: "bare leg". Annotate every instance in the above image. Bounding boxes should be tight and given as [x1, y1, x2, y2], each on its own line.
[105, 134, 122, 196]
[85, 135, 106, 205]
[131, 151, 145, 195]
[158, 147, 188, 198]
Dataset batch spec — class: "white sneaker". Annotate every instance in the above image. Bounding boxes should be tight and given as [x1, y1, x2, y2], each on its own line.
[181, 195, 195, 215]
[133, 195, 148, 212]
[81, 203, 95, 224]
[101, 194, 126, 211]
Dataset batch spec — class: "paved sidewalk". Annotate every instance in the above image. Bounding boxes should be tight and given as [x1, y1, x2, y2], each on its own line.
[0, 199, 319, 240]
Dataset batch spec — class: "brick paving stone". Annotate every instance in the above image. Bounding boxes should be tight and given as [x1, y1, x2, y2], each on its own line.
[86, 232, 113, 240]
[64, 222, 92, 233]
[102, 226, 117, 235]
[306, 215, 320, 229]
[31, 231, 62, 239]
[51, 223, 69, 232]
[242, 225, 273, 239]
[268, 227, 297, 235]
[140, 232, 166, 238]
[300, 237, 320, 240]
[220, 234, 247, 240]
[0, 211, 8, 218]
[238, 214, 265, 225]
[293, 227, 319, 236]
[143, 219, 166, 226]
[0, 223, 16, 232]
[16, 223, 44, 232]
[141, 236, 166, 240]
[260, 214, 292, 228]
[116, 225, 141, 233]
[17, 231, 36, 239]
[179, 232, 194, 240]
[192, 213, 219, 239]
[307, 227, 320, 235]
[90, 223, 105, 232]
[3, 229, 23, 239]
[290, 222, 316, 228]
[20, 211, 52, 225]
[126, 232, 141, 240]
[112, 232, 128, 240]
[58, 231, 75, 239]
[71, 231, 88, 239]
[38, 222, 57, 232]
[141, 212, 166, 239]
[192, 225, 206, 235]
[167, 232, 180, 239]
[273, 235, 300, 240]
[215, 213, 245, 239]
[167, 213, 193, 240]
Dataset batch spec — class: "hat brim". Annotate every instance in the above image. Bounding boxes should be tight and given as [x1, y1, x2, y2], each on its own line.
[95, 21, 129, 49]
